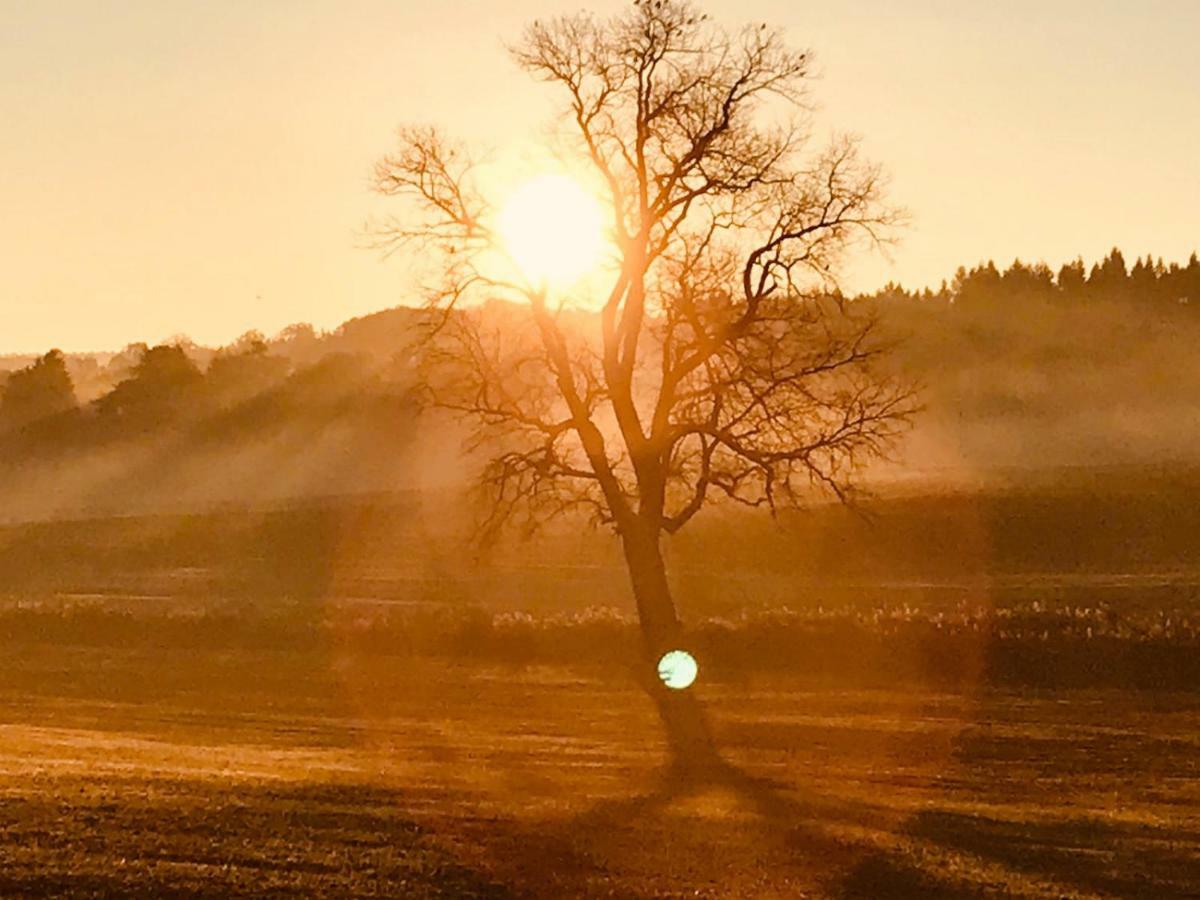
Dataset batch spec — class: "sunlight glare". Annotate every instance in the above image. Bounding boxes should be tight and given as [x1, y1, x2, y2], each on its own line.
[497, 174, 607, 289]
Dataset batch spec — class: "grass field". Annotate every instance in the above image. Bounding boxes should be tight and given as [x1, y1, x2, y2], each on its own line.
[2, 481, 1198, 896]
[2, 644, 1198, 897]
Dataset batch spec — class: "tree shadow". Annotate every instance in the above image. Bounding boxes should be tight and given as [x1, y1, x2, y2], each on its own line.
[480, 751, 1200, 898]
[473, 758, 916, 897]
[843, 808, 1200, 899]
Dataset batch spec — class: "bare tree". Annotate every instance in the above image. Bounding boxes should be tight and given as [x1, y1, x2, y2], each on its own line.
[372, 0, 915, 772]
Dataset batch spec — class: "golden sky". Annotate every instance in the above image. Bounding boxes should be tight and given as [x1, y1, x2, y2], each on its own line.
[2, 0, 1197, 352]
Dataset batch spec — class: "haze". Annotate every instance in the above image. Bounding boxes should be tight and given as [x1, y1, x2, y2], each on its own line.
[4, 4, 1200, 895]
[2, 0, 1197, 352]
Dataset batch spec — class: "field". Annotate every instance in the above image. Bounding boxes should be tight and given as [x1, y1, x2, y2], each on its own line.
[2, 478, 1199, 897]
[2, 642, 1199, 897]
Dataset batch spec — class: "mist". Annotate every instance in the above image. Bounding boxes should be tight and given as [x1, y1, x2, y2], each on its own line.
[4, 0, 1200, 891]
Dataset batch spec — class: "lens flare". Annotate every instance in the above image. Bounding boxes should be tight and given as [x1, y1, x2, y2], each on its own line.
[657, 649, 699, 690]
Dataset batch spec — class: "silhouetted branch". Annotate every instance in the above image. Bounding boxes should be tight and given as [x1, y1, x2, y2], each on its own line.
[372, 0, 914, 545]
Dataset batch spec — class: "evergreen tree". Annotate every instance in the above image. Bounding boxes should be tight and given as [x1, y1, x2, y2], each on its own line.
[1182, 253, 1200, 305]
[1129, 255, 1158, 299]
[952, 260, 1002, 309]
[1057, 257, 1087, 298]
[1088, 247, 1129, 296]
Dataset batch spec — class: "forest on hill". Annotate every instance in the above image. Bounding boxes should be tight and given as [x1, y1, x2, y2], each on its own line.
[0, 248, 1197, 519]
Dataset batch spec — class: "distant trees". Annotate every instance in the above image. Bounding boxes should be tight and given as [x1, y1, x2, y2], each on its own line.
[881, 248, 1200, 311]
[104, 343, 151, 386]
[1057, 258, 1086, 298]
[1088, 248, 1128, 297]
[275, 322, 322, 366]
[0, 241, 1195, 471]
[0, 321, 429, 460]
[0, 350, 77, 432]
[95, 344, 205, 429]
[206, 331, 289, 409]
[1000, 259, 1054, 299]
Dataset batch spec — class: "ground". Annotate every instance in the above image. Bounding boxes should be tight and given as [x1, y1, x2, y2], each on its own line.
[1, 646, 1197, 897]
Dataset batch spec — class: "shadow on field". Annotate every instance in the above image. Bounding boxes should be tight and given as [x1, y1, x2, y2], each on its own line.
[838, 810, 1200, 899]
[466, 761, 916, 896]
[0, 781, 512, 899]
[470, 754, 1200, 898]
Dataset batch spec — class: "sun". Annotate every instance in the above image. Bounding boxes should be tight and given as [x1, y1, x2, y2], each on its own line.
[496, 174, 608, 290]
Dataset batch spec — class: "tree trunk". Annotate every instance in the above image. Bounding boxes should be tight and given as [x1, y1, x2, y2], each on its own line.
[620, 520, 723, 777]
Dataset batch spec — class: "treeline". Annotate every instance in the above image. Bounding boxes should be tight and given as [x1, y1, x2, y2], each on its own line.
[0, 316, 421, 459]
[862, 250, 1200, 470]
[1, 248, 1198, 467]
[866, 247, 1200, 309]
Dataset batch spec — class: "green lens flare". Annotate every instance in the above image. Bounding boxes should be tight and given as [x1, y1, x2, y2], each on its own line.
[657, 649, 698, 690]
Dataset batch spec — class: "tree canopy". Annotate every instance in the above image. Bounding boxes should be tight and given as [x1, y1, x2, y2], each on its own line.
[0, 350, 76, 432]
[374, 0, 915, 551]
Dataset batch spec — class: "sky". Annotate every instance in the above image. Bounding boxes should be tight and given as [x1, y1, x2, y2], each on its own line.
[1, 0, 1197, 353]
